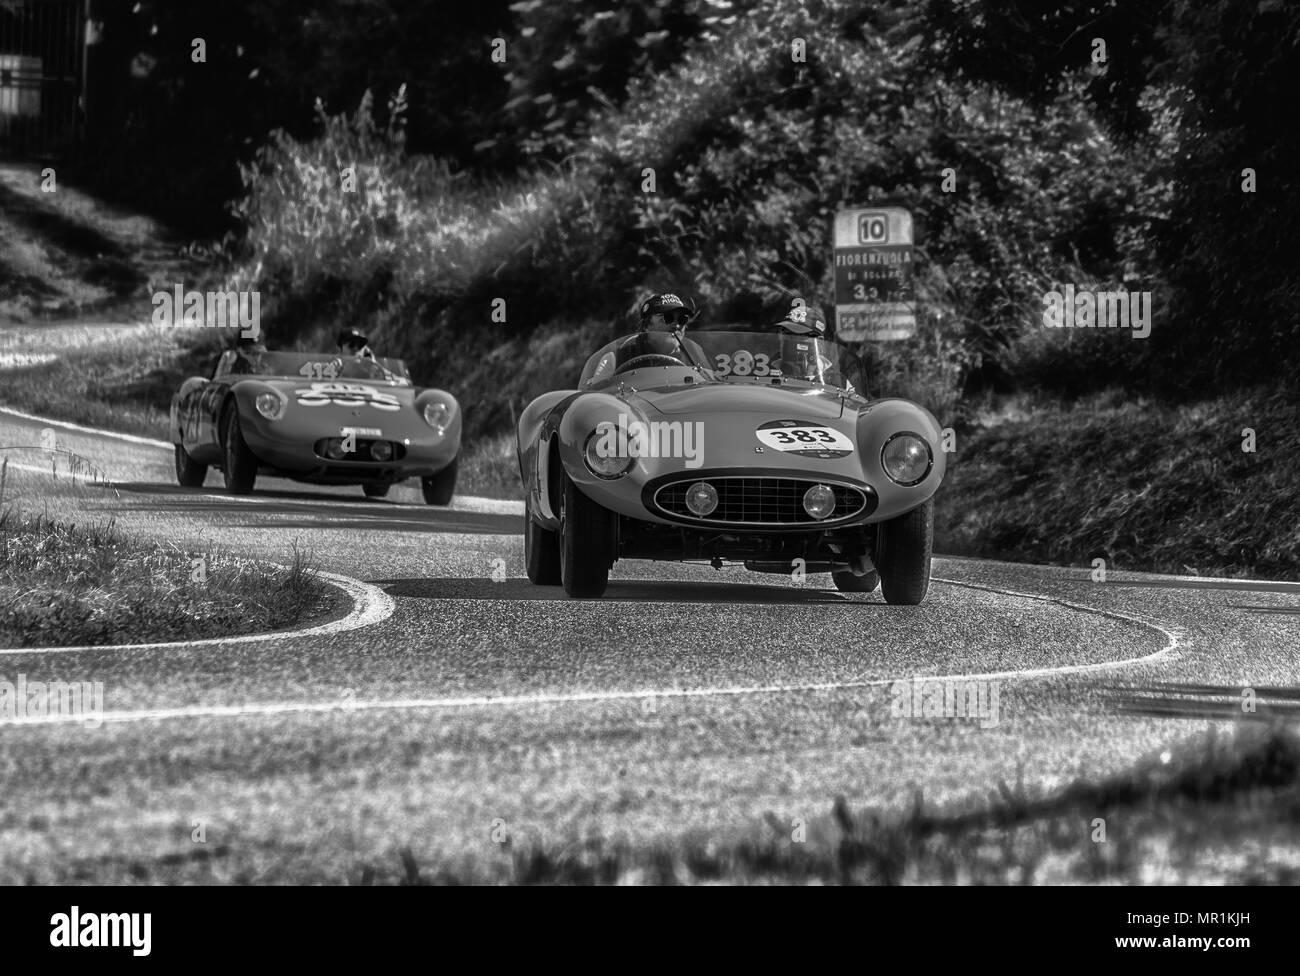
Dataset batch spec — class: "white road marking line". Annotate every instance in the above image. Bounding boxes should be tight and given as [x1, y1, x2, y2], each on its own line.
[1, 407, 520, 512]
[940, 552, 1300, 592]
[0, 460, 107, 481]
[185, 489, 518, 521]
[0, 569, 394, 657]
[0, 405, 173, 449]
[1, 577, 1181, 727]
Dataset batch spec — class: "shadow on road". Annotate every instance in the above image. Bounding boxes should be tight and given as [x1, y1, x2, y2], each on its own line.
[377, 576, 875, 606]
[1101, 681, 1300, 720]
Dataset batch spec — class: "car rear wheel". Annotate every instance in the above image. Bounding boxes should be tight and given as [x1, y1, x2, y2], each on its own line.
[174, 443, 207, 488]
[560, 475, 616, 598]
[833, 569, 880, 593]
[363, 482, 390, 498]
[524, 512, 561, 585]
[875, 498, 933, 606]
[222, 408, 258, 495]
[421, 456, 458, 506]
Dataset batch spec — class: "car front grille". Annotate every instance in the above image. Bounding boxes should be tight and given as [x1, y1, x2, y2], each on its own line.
[652, 476, 870, 526]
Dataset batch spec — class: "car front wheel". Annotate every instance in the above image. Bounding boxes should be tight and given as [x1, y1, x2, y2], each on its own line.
[421, 456, 458, 506]
[560, 476, 616, 598]
[875, 498, 933, 606]
[174, 443, 207, 488]
[222, 408, 258, 495]
[524, 512, 561, 585]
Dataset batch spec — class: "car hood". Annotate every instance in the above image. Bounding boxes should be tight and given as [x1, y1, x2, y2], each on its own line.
[628, 382, 846, 421]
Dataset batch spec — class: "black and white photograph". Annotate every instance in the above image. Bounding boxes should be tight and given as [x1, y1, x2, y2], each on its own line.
[0, 0, 1296, 926]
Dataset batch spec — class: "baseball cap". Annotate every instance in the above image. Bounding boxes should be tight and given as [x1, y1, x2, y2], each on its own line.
[773, 299, 828, 337]
[639, 293, 688, 319]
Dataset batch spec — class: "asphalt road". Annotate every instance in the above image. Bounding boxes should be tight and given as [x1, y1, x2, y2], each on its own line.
[1, 405, 1298, 882]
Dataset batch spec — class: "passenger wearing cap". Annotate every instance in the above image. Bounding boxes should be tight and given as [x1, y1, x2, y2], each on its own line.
[771, 298, 855, 391]
[329, 328, 394, 380]
[338, 328, 376, 360]
[230, 334, 268, 374]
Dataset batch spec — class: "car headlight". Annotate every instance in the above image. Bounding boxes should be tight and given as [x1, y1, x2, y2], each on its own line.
[802, 484, 836, 519]
[584, 427, 633, 479]
[423, 401, 453, 435]
[881, 432, 933, 486]
[254, 392, 285, 420]
[685, 481, 718, 516]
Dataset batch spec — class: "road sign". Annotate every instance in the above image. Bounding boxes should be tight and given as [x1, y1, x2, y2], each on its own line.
[832, 207, 916, 342]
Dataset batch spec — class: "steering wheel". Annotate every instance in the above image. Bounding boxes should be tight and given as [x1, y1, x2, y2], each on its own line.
[615, 353, 685, 373]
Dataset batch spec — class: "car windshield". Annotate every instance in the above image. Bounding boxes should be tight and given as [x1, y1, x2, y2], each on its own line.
[689, 329, 858, 389]
[234, 351, 412, 385]
[578, 328, 865, 393]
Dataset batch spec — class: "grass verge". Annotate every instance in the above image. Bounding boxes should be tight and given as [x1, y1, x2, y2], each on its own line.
[362, 724, 1300, 884]
[936, 385, 1300, 579]
[0, 460, 334, 647]
[0, 326, 219, 442]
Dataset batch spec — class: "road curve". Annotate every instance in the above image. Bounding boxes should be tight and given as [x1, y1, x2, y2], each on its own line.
[1, 405, 1297, 882]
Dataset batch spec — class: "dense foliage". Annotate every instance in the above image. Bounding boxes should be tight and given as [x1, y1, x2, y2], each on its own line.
[86, 0, 1299, 420]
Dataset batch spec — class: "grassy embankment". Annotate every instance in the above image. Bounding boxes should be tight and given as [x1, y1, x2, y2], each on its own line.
[0, 460, 333, 647]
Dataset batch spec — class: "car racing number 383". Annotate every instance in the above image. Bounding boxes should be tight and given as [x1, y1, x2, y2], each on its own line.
[516, 322, 945, 604]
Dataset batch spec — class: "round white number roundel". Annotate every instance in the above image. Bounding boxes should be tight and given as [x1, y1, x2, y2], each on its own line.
[755, 425, 854, 455]
[294, 383, 401, 411]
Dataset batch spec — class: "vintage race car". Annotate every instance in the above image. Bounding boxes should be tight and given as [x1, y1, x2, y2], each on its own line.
[517, 324, 946, 603]
[170, 349, 461, 503]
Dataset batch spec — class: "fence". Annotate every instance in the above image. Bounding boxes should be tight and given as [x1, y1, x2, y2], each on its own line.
[0, 0, 85, 159]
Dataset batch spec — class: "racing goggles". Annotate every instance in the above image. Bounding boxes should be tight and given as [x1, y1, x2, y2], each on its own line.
[646, 309, 690, 328]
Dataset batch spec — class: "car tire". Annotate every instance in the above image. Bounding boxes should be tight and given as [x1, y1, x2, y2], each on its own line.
[833, 569, 880, 593]
[363, 482, 390, 499]
[875, 498, 933, 606]
[560, 475, 616, 598]
[421, 456, 458, 506]
[222, 407, 258, 495]
[524, 513, 561, 585]
[174, 443, 207, 488]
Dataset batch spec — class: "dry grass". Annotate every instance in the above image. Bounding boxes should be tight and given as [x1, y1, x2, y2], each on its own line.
[0, 459, 332, 647]
[936, 386, 1300, 578]
[355, 724, 1300, 885]
[459, 431, 519, 500]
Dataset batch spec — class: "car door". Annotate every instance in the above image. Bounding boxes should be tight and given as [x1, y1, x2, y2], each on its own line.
[195, 352, 235, 451]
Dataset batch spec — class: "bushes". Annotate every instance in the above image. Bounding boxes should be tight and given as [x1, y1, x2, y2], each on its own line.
[229, 0, 1159, 440]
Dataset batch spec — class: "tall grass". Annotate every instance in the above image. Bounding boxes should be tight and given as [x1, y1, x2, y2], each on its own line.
[0, 474, 331, 647]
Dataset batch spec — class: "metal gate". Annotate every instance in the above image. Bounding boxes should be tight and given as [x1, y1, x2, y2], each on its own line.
[0, 0, 84, 160]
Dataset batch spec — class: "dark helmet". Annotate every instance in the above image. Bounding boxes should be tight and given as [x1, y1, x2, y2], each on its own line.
[638, 293, 690, 328]
[770, 297, 828, 338]
[338, 328, 369, 351]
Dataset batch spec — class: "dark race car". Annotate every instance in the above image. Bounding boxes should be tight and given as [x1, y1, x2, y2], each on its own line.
[517, 323, 947, 604]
